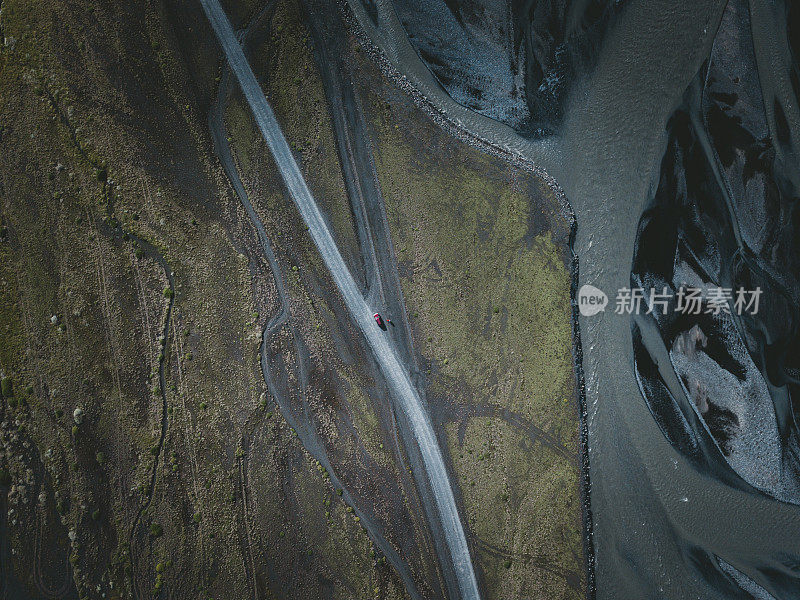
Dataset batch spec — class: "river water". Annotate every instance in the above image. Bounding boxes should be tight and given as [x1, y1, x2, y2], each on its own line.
[348, 0, 800, 597]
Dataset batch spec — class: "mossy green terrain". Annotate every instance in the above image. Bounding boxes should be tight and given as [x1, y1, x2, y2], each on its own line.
[353, 47, 585, 598]
[0, 0, 411, 599]
[0, 0, 587, 598]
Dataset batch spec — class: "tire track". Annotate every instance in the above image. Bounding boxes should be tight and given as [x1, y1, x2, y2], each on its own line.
[200, 2, 481, 597]
[206, 6, 423, 599]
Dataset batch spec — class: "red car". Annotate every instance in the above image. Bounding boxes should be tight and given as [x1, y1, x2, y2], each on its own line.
[373, 313, 386, 329]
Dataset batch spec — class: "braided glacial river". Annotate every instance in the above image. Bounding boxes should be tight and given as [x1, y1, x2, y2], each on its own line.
[347, 0, 800, 598]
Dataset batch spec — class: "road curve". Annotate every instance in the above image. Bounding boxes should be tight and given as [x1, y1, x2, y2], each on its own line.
[206, 12, 425, 598]
[198, 1, 481, 599]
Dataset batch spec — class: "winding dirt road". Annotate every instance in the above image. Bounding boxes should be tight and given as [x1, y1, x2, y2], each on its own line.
[199, 1, 481, 599]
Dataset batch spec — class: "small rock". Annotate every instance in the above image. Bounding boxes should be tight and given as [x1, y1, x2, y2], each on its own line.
[50, 315, 58, 325]
[73, 408, 84, 425]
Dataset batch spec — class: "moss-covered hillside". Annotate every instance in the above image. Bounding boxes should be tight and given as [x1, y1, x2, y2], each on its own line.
[0, 0, 587, 598]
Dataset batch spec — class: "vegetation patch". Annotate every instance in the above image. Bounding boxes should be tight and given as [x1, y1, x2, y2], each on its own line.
[358, 50, 584, 597]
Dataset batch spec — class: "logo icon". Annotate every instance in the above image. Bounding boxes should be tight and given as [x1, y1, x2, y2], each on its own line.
[578, 284, 608, 317]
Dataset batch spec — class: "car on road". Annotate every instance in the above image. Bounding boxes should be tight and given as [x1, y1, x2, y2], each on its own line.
[373, 313, 386, 330]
